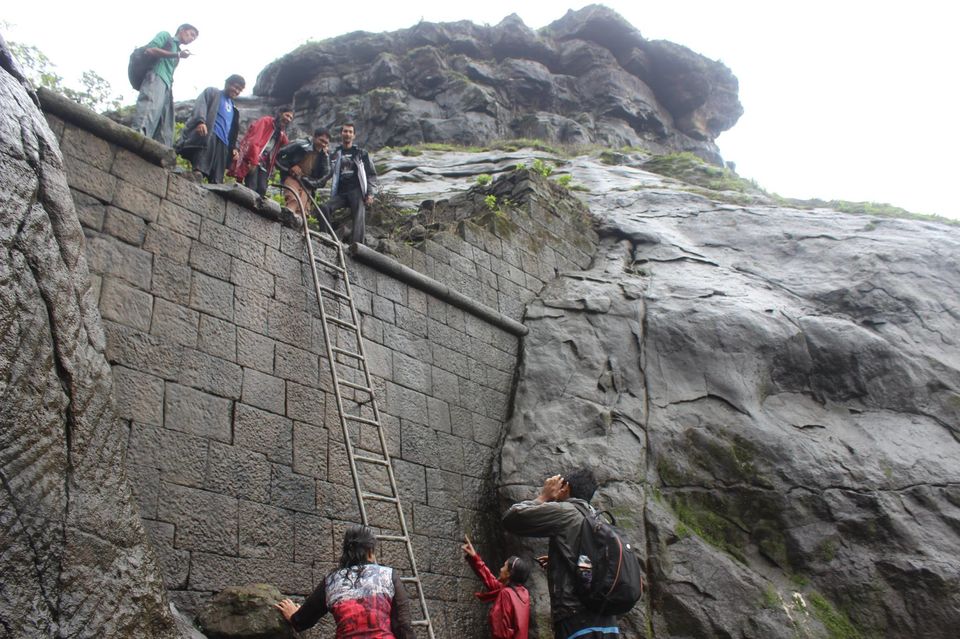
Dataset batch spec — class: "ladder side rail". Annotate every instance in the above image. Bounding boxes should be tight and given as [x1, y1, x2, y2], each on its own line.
[287, 184, 369, 526]
[319, 198, 436, 639]
[288, 185, 436, 638]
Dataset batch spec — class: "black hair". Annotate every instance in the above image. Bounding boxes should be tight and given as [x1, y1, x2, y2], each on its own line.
[339, 524, 376, 569]
[506, 555, 531, 586]
[314, 128, 330, 137]
[564, 467, 598, 501]
[276, 105, 294, 116]
[337, 524, 377, 588]
[224, 74, 246, 88]
[176, 24, 199, 35]
[341, 122, 356, 131]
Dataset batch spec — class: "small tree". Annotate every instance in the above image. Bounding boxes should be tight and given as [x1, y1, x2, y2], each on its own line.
[6, 35, 122, 112]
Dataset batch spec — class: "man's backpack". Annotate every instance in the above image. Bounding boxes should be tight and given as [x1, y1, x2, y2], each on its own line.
[127, 36, 172, 90]
[569, 501, 644, 616]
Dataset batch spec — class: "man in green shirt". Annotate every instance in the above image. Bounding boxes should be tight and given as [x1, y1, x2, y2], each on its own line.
[130, 23, 198, 146]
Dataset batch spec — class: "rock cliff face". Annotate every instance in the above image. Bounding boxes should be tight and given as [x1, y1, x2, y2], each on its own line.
[254, 5, 741, 162]
[339, 143, 960, 636]
[0, 37, 178, 638]
[489, 156, 960, 637]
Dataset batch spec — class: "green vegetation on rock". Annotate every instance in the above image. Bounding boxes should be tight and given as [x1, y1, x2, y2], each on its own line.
[643, 152, 759, 194]
[807, 592, 864, 639]
[667, 492, 747, 561]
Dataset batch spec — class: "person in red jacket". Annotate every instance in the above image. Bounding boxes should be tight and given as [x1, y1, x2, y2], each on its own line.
[229, 107, 294, 195]
[462, 534, 531, 639]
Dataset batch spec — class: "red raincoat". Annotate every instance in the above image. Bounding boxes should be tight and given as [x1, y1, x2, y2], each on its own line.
[466, 553, 530, 639]
[228, 115, 288, 181]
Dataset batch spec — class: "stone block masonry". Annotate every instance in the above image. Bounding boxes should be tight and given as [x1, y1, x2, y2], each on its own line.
[42, 103, 597, 637]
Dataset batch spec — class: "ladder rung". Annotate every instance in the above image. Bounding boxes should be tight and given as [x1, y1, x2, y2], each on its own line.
[343, 414, 380, 426]
[377, 534, 410, 543]
[308, 229, 342, 246]
[319, 285, 351, 300]
[361, 492, 398, 503]
[326, 316, 358, 330]
[314, 255, 345, 273]
[412, 620, 430, 627]
[354, 454, 389, 466]
[339, 379, 373, 393]
[332, 346, 362, 359]
[400, 576, 420, 583]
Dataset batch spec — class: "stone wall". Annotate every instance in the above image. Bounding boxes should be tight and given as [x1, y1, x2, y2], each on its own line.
[42, 105, 595, 638]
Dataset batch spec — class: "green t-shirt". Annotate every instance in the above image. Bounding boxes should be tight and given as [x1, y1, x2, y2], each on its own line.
[145, 31, 180, 87]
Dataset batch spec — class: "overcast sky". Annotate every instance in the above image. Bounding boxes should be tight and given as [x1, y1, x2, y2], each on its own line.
[6, 1, 959, 220]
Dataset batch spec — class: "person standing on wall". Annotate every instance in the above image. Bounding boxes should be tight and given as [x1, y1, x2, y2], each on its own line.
[175, 75, 245, 184]
[130, 23, 198, 146]
[276, 127, 331, 215]
[320, 123, 377, 245]
[228, 107, 294, 196]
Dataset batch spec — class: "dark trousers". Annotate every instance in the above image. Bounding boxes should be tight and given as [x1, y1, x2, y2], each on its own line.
[203, 137, 230, 184]
[244, 165, 269, 196]
[321, 188, 366, 245]
[554, 611, 619, 639]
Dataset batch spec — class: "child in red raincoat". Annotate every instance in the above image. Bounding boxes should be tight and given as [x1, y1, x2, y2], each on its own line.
[462, 534, 531, 639]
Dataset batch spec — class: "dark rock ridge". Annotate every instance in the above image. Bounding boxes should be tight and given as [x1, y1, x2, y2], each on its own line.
[255, 5, 741, 162]
[0, 36, 178, 638]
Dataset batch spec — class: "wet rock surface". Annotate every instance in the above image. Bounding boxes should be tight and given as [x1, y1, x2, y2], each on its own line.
[373, 147, 960, 637]
[0, 36, 178, 638]
[255, 6, 741, 161]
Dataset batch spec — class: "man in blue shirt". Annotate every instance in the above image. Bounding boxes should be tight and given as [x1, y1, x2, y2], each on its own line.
[175, 75, 245, 184]
[130, 23, 198, 146]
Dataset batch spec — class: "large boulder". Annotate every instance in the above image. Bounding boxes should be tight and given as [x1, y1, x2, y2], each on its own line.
[253, 6, 742, 161]
[0, 35, 179, 638]
[197, 584, 293, 639]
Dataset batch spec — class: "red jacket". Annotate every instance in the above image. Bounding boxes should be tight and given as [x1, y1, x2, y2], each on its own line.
[466, 553, 530, 639]
[229, 115, 288, 181]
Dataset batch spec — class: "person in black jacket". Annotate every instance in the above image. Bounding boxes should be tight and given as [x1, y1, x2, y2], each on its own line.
[276, 127, 331, 215]
[175, 75, 245, 184]
[502, 469, 620, 639]
[321, 123, 377, 245]
[275, 524, 414, 638]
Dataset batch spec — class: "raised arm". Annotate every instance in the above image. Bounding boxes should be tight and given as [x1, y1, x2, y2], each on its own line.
[502, 475, 576, 537]
[462, 535, 502, 592]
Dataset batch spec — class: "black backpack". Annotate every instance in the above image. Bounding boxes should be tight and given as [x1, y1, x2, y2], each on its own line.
[127, 36, 172, 90]
[569, 501, 644, 616]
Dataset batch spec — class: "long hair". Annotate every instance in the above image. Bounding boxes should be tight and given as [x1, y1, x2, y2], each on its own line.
[338, 525, 377, 586]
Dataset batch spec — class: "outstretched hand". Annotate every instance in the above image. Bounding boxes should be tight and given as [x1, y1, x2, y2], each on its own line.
[461, 534, 477, 558]
[274, 598, 299, 622]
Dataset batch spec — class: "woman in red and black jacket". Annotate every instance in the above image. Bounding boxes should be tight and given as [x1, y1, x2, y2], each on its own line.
[462, 534, 531, 639]
[276, 525, 414, 638]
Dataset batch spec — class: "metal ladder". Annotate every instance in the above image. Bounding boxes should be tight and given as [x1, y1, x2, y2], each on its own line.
[285, 185, 436, 638]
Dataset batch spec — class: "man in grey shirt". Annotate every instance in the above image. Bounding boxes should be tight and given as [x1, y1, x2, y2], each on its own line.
[502, 468, 620, 639]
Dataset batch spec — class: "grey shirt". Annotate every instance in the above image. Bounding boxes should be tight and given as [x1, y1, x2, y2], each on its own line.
[502, 497, 591, 622]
